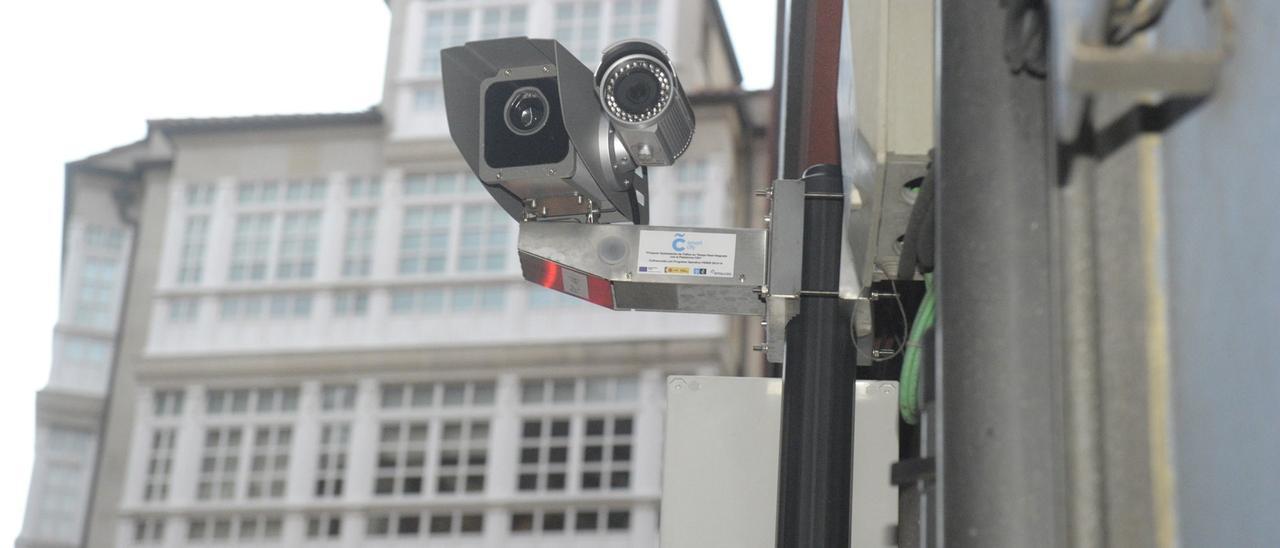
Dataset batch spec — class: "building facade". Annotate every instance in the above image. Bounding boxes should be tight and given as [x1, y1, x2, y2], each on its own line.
[20, 1, 768, 547]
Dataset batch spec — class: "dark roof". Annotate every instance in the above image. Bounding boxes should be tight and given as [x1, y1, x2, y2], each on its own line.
[148, 107, 382, 135]
[708, 0, 745, 86]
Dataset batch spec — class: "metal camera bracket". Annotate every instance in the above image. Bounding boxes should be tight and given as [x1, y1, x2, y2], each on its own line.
[514, 177, 807, 365]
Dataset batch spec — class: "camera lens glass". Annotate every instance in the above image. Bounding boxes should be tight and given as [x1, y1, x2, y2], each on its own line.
[504, 87, 549, 136]
[614, 71, 662, 116]
[601, 56, 672, 124]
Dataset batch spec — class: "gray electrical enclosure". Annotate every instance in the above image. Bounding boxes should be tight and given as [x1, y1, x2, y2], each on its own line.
[660, 376, 899, 547]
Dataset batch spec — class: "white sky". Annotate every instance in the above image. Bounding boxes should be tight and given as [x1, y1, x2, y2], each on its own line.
[0, 0, 774, 541]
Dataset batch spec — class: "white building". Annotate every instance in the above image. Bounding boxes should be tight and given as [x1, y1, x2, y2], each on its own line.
[19, 1, 768, 547]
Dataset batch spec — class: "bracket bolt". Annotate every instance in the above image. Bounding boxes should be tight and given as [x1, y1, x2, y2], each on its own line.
[752, 344, 769, 352]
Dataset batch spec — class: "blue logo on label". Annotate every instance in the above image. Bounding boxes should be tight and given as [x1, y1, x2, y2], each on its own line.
[672, 232, 703, 253]
[672, 233, 687, 252]
[694, 268, 707, 275]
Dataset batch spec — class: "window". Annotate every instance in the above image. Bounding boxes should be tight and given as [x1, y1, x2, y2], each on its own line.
[185, 182, 217, 207]
[218, 293, 312, 320]
[517, 417, 571, 492]
[34, 461, 88, 542]
[269, 292, 313, 318]
[186, 515, 283, 543]
[333, 290, 370, 317]
[236, 181, 279, 205]
[389, 287, 446, 315]
[436, 419, 488, 494]
[674, 190, 705, 226]
[380, 381, 495, 410]
[228, 213, 274, 281]
[47, 427, 94, 454]
[581, 416, 633, 491]
[276, 211, 321, 279]
[315, 423, 350, 498]
[206, 387, 299, 415]
[177, 215, 209, 283]
[451, 285, 506, 312]
[555, 1, 603, 58]
[133, 517, 166, 544]
[284, 179, 327, 202]
[521, 376, 639, 405]
[75, 257, 118, 328]
[195, 426, 242, 501]
[366, 511, 482, 539]
[168, 297, 200, 323]
[306, 514, 343, 540]
[33, 427, 93, 541]
[457, 204, 511, 272]
[420, 9, 472, 75]
[374, 421, 429, 495]
[62, 336, 111, 367]
[428, 511, 485, 537]
[399, 205, 452, 274]
[321, 384, 357, 411]
[611, 0, 659, 41]
[246, 426, 291, 499]
[670, 158, 710, 225]
[153, 389, 185, 416]
[477, 5, 527, 39]
[56, 336, 111, 392]
[218, 294, 263, 320]
[403, 172, 464, 195]
[342, 208, 377, 277]
[348, 175, 382, 199]
[413, 86, 443, 111]
[143, 428, 177, 502]
[84, 224, 126, 251]
[511, 507, 630, 535]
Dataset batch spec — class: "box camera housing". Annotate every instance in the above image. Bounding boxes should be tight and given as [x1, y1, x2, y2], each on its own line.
[442, 38, 649, 224]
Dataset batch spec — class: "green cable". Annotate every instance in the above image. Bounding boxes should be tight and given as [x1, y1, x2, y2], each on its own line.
[900, 273, 935, 425]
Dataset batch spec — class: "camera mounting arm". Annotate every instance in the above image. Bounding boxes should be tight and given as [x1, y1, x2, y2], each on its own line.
[517, 222, 766, 316]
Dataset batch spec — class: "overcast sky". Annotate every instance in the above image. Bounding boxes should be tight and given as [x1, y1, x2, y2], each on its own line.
[0, 0, 774, 542]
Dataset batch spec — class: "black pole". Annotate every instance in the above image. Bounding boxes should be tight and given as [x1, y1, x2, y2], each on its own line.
[776, 163, 853, 547]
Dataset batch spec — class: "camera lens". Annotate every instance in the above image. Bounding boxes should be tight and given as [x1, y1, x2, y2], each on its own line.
[601, 57, 672, 124]
[504, 87, 549, 136]
[614, 71, 661, 116]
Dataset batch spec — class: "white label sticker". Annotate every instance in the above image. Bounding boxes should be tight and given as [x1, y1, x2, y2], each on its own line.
[561, 268, 589, 299]
[637, 230, 737, 278]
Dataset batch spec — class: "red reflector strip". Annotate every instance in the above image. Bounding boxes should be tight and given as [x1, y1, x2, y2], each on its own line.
[521, 254, 615, 309]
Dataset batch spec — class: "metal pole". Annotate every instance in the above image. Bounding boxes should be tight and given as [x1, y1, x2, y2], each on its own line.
[776, 163, 853, 547]
[936, 2, 1067, 547]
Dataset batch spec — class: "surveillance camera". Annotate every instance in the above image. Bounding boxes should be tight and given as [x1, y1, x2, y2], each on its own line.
[596, 40, 696, 166]
[442, 37, 655, 225]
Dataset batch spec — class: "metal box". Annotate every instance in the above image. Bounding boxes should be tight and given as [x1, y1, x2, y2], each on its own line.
[661, 376, 899, 547]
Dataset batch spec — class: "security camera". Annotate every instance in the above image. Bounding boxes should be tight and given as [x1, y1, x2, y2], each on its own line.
[441, 37, 694, 225]
[596, 40, 695, 166]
